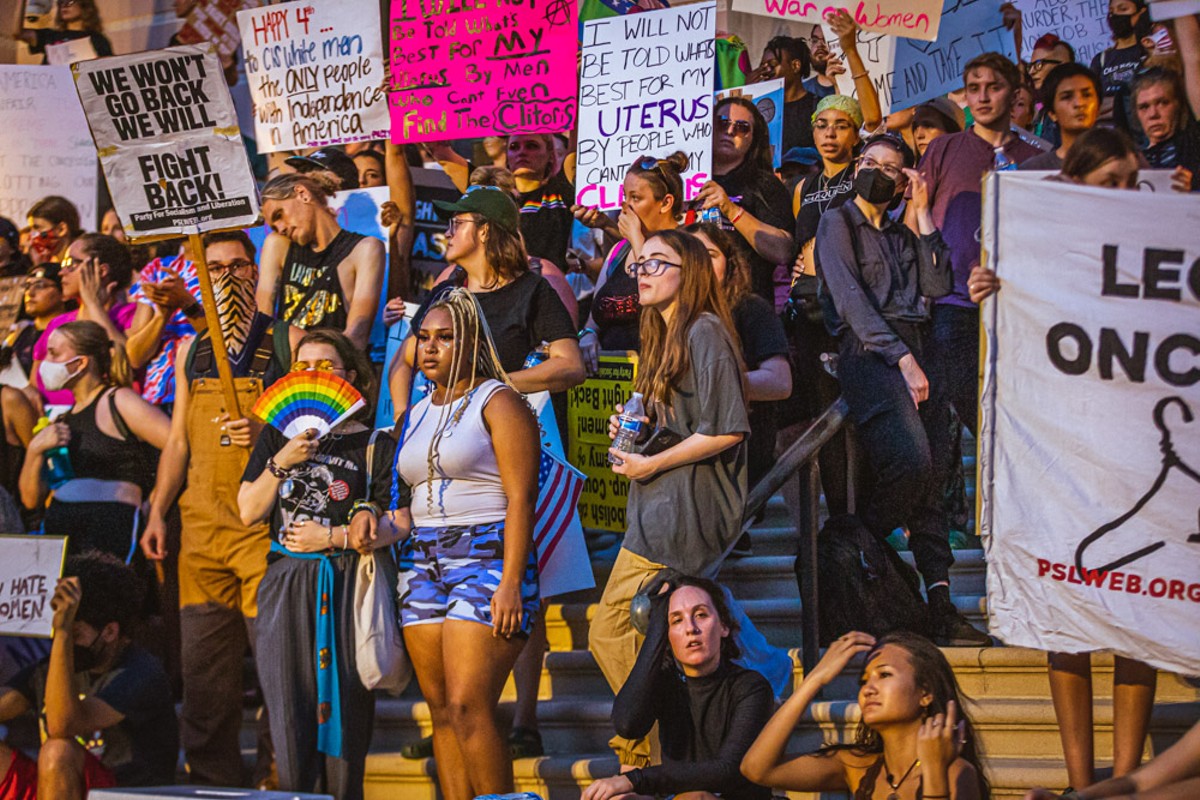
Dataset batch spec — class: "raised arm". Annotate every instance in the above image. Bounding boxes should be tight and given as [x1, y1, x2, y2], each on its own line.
[827, 10, 883, 131]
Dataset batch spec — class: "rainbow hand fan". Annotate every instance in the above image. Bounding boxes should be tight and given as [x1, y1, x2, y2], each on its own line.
[251, 371, 365, 438]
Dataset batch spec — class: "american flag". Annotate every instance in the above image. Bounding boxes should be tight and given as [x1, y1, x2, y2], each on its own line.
[534, 450, 585, 572]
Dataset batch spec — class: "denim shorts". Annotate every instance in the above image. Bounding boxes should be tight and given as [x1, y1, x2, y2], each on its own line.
[397, 521, 540, 635]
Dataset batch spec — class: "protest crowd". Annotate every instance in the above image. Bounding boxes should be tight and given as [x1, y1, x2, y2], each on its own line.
[0, 0, 1197, 799]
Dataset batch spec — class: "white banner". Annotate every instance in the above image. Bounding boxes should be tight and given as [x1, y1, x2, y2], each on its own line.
[732, 0, 945, 41]
[238, 0, 389, 153]
[575, 2, 716, 210]
[979, 174, 1200, 676]
[0, 535, 68, 638]
[0, 66, 98, 229]
[822, 0, 1016, 115]
[72, 45, 260, 238]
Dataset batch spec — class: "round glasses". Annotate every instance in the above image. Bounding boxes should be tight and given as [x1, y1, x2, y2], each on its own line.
[625, 258, 681, 278]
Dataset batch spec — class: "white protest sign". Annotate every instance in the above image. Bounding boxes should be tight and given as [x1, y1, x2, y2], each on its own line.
[0, 66, 98, 229]
[1007, 169, 1180, 193]
[979, 174, 1200, 676]
[1148, 0, 1200, 20]
[823, 0, 1016, 114]
[45, 37, 98, 66]
[0, 535, 68, 638]
[238, 0, 389, 153]
[576, 2, 716, 210]
[732, 0, 945, 41]
[72, 45, 260, 238]
[1015, 0, 1111, 67]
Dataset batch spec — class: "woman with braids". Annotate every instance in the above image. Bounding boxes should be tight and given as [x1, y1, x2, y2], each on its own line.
[381, 288, 541, 800]
[19, 320, 169, 559]
[238, 329, 402, 800]
[589, 229, 749, 771]
[742, 631, 990, 800]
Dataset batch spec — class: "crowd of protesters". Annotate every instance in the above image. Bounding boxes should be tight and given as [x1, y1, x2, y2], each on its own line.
[0, 0, 1197, 799]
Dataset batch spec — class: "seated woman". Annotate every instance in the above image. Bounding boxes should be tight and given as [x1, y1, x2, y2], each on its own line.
[583, 575, 774, 800]
[742, 631, 990, 800]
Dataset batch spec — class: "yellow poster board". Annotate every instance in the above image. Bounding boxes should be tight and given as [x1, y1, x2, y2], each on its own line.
[566, 352, 637, 532]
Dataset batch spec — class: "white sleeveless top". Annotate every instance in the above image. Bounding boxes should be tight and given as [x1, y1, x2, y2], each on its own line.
[396, 379, 509, 527]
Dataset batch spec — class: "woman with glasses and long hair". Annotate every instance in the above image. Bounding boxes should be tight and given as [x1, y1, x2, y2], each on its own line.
[378, 288, 541, 800]
[239, 329, 404, 800]
[588, 229, 749, 772]
[572, 151, 689, 369]
[742, 631, 990, 799]
[17, 0, 112, 65]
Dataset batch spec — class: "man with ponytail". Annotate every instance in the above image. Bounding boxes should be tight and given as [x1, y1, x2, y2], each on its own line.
[141, 230, 300, 787]
[256, 172, 385, 350]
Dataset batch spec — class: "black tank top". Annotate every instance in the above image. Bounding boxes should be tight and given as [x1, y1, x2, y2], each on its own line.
[63, 389, 155, 492]
[277, 228, 365, 332]
[591, 243, 641, 351]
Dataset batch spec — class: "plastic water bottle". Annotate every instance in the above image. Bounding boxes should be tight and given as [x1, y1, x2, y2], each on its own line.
[993, 145, 1017, 172]
[522, 343, 549, 369]
[33, 416, 73, 489]
[609, 392, 645, 466]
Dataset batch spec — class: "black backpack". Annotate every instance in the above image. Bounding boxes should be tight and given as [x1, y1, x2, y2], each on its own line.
[807, 514, 931, 645]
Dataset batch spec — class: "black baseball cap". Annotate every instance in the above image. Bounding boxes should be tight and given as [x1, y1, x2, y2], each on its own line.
[285, 147, 360, 190]
[28, 262, 63, 288]
[433, 186, 520, 235]
[0, 217, 18, 252]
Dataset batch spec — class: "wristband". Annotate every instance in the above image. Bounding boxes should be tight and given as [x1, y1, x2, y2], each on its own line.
[578, 327, 597, 339]
[325, 525, 335, 551]
[729, 206, 746, 225]
[349, 500, 382, 522]
[851, 71, 869, 79]
[266, 457, 292, 479]
[182, 300, 202, 319]
[341, 524, 349, 550]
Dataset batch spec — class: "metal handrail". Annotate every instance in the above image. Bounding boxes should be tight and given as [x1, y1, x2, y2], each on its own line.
[739, 396, 850, 674]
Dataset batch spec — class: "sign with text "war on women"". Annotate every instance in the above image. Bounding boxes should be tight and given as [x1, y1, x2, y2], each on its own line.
[238, 0, 390, 153]
[73, 45, 260, 237]
[733, 0, 945, 42]
[575, 2, 716, 211]
[979, 174, 1200, 676]
[387, 0, 579, 143]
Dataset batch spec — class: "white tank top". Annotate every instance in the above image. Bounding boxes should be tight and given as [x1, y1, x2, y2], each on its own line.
[396, 379, 509, 527]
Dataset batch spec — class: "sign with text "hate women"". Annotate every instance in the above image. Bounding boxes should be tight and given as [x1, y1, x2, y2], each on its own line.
[73, 45, 260, 237]
[238, 0, 390, 153]
[733, 0, 945, 42]
[0, 535, 67, 638]
[387, 0, 579, 143]
[575, 2, 716, 211]
[979, 174, 1200, 676]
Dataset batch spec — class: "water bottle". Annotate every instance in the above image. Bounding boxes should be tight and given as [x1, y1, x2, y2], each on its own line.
[609, 392, 645, 466]
[992, 145, 1017, 172]
[522, 343, 549, 369]
[33, 416, 74, 489]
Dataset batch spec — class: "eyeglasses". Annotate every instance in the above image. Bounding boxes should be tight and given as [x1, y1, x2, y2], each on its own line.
[446, 216, 478, 235]
[859, 155, 905, 181]
[813, 120, 855, 133]
[209, 258, 255, 277]
[625, 258, 682, 278]
[1028, 57, 1066, 73]
[25, 280, 57, 292]
[717, 115, 753, 136]
[289, 359, 344, 373]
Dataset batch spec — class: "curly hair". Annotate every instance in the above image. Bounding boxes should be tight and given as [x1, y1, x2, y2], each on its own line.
[64, 551, 144, 635]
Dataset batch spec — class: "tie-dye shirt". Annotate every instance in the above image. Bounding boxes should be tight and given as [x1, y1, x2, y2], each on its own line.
[128, 256, 200, 407]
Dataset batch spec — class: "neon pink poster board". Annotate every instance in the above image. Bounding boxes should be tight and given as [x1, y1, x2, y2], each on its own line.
[388, 0, 579, 143]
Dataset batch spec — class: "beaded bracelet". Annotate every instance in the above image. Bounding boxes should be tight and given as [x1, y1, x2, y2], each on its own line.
[349, 500, 381, 523]
[266, 457, 291, 479]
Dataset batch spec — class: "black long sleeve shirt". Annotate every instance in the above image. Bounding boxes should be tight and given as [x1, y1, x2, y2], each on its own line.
[612, 594, 774, 800]
[815, 201, 953, 366]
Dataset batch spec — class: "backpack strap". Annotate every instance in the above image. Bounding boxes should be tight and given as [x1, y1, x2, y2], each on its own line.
[247, 323, 277, 380]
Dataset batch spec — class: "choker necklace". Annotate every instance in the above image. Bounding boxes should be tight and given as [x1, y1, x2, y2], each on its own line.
[885, 758, 920, 800]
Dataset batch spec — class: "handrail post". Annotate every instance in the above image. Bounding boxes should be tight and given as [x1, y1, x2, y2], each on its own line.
[798, 459, 821, 677]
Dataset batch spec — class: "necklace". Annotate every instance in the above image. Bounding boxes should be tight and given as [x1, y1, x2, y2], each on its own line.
[815, 165, 853, 216]
[884, 757, 920, 800]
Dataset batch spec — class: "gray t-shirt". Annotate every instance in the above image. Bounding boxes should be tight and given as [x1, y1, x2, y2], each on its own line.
[623, 313, 750, 576]
[1019, 148, 1064, 173]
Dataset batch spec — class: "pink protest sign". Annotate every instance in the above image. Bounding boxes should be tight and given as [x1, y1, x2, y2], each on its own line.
[388, 0, 579, 143]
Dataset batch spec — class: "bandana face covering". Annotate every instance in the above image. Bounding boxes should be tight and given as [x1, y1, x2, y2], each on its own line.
[212, 270, 256, 357]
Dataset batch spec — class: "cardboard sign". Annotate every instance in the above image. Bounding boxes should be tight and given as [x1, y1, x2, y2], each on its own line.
[732, 0, 944, 41]
[0, 66, 98, 229]
[576, 2, 716, 210]
[239, 0, 390, 153]
[0, 277, 27, 335]
[567, 352, 638, 532]
[717, 78, 785, 169]
[0, 535, 68, 638]
[387, 0, 579, 142]
[44, 37, 98, 66]
[979, 174, 1200, 676]
[176, 0, 259, 64]
[821, 0, 1016, 114]
[1014, 0, 1112, 67]
[72, 45, 260, 238]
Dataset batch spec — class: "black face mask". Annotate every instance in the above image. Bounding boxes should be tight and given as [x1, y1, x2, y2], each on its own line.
[1107, 11, 1142, 39]
[73, 634, 105, 673]
[854, 167, 898, 205]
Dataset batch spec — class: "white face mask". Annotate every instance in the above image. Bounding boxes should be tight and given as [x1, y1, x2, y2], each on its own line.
[39, 357, 82, 392]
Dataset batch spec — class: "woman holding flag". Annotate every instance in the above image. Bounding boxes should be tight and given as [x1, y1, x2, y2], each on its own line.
[379, 288, 542, 800]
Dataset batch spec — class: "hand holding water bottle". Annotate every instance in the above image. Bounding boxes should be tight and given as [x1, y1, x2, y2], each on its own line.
[608, 392, 648, 466]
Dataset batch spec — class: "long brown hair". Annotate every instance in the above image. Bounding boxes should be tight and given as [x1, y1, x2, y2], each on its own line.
[635, 229, 740, 406]
[57, 0, 103, 32]
[474, 214, 529, 288]
[56, 319, 130, 388]
[684, 221, 752, 311]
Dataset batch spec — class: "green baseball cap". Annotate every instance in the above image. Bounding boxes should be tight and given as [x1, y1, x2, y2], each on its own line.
[433, 186, 520, 235]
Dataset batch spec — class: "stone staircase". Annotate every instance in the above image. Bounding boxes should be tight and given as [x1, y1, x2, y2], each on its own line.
[354, 495, 1200, 799]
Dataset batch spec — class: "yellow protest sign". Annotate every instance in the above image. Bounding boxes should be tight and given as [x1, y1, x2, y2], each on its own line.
[567, 352, 638, 532]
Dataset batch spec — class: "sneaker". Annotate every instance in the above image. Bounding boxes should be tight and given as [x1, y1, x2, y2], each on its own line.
[509, 726, 544, 759]
[400, 734, 434, 760]
[930, 597, 992, 647]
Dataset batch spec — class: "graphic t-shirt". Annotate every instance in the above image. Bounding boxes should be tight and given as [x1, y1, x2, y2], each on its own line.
[1090, 44, 1146, 132]
[518, 171, 575, 268]
[277, 229, 366, 332]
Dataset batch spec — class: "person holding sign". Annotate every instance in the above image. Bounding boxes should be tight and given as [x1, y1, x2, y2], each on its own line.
[15, 0, 112, 65]
[256, 172, 385, 351]
[0, 552, 178, 798]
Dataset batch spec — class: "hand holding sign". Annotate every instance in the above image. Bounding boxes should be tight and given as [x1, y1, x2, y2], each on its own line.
[50, 576, 82, 634]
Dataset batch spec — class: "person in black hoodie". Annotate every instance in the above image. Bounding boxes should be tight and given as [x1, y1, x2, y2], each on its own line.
[583, 575, 774, 800]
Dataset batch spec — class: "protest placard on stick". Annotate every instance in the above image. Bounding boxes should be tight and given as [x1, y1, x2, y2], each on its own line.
[575, 2, 716, 210]
[387, 0, 579, 143]
[0, 535, 68, 638]
[239, 0, 389, 153]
